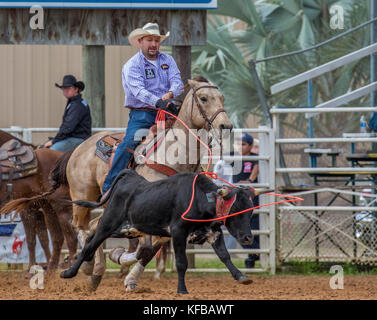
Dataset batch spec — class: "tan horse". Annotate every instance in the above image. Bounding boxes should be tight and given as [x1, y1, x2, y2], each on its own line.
[25, 77, 233, 290]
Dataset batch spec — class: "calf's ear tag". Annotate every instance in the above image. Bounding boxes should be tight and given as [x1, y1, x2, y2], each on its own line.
[206, 192, 216, 203]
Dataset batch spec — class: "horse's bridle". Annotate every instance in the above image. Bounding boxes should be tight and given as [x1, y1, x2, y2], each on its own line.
[191, 85, 227, 130]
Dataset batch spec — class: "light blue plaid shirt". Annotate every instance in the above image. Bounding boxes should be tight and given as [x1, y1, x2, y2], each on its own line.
[122, 50, 183, 109]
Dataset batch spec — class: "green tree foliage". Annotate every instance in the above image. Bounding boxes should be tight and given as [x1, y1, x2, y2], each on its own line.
[192, 0, 370, 135]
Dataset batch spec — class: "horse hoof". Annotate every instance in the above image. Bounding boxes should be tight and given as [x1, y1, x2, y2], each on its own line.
[60, 270, 73, 279]
[238, 276, 253, 285]
[178, 290, 189, 294]
[87, 275, 102, 291]
[125, 283, 137, 292]
[118, 266, 130, 278]
[154, 273, 161, 280]
[81, 260, 94, 276]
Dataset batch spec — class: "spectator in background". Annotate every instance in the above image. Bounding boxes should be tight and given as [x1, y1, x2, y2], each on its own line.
[232, 133, 260, 268]
[44, 75, 91, 152]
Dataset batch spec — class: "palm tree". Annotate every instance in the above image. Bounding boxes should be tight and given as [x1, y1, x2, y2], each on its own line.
[192, 0, 370, 136]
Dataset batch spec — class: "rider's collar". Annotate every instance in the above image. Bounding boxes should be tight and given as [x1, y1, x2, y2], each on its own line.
[139, 50, 161, 65]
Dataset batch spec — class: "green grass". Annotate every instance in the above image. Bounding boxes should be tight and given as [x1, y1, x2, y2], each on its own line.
[0, 264, 8, 271]
[106, 258, 377, 277]
[3, 259, 377, 277]
[106, 257, 259, 273]
[277, 260, 377, 276]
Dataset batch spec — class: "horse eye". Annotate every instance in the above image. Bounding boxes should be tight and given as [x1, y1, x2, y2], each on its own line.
[200, 97, 207, 103]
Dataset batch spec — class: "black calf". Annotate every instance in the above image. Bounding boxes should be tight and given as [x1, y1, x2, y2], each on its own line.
[61, 169, 256, 294]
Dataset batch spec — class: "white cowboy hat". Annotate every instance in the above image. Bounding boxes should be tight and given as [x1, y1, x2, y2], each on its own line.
[128, 22, 170, 48]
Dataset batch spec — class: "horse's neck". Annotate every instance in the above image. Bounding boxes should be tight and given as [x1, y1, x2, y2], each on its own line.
[142, 93, 207, 174]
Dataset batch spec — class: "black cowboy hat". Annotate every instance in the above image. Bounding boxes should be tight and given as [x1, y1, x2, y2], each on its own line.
[55, 75, 85, 92]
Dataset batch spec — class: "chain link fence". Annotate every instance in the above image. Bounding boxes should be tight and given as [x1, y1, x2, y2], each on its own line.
[277, 115, 377, 266]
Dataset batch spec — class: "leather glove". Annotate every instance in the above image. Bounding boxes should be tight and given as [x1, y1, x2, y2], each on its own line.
[155, 99, 179, 116]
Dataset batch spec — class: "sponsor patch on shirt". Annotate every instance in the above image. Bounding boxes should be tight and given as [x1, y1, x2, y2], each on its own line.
[161, 64, 169, 70]
[145, 68, 156, 79]
[243, 162, 252, 173]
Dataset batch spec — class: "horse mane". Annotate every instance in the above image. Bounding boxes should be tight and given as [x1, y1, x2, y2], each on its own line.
[182, 75, 210, 91]
[50, 149, 75, 190]
[0, 130, 34, 148]
[193, 75, 209, 83]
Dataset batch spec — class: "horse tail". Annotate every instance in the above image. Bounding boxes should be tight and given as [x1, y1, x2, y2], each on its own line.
[50, 149, 74, 190]
[0, 189, 55, 215]
[0, 149, 74, 215]
[72, 199, 102, 209]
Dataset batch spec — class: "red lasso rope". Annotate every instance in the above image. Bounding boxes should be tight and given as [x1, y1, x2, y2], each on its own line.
[155, 109, 304, 222]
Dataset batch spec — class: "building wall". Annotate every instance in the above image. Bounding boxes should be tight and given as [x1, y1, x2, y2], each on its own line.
[0, 45, 138, 143]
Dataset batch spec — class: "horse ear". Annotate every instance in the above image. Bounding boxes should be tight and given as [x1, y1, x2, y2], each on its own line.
[187, 79, 200, 90]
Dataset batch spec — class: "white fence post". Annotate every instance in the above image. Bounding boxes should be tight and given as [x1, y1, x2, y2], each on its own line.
[9, 126, 23, 139]
[268, 126, 276, 274]
[258, 126, 270, 271]
[22, 129, 33, 143]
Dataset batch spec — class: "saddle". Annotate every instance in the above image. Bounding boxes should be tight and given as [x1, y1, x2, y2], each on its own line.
[95, 133, 125, 164]
[0, 139, 37, 181]
[94, 119, 177, 175]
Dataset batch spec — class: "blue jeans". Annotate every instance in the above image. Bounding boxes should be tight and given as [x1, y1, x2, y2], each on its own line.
[50, 137, 84, 152]
[102, 109, 157, 194]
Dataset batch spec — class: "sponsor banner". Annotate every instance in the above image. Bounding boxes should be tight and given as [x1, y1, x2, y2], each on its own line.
[0, 212, 51, 264]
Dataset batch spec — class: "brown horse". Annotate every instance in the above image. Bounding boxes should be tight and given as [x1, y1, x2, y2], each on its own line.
[0, 130, 51, 273]
[0, 131, 78, 272]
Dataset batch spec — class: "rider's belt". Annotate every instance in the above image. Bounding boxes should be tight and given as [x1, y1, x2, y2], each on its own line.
[126, 106, 158, 113]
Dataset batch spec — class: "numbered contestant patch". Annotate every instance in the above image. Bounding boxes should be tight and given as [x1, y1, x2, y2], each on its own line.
[145, 68, 156, 79]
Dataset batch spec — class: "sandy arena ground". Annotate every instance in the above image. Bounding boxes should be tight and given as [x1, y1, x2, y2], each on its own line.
[0, 271, 376, 300]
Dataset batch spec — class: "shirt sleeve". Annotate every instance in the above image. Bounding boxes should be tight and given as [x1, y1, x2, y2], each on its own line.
[52, 103, 85, 143]
[167, 57, 184, 98]
[123, 63, 160, 107]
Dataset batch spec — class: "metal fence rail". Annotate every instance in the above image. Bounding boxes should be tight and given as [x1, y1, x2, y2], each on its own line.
[272, 61, 377, 267]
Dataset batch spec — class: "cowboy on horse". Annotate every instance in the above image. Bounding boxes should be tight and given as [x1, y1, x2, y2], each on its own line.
[44, 75, 92, 152]
[101, 22, 183, 195]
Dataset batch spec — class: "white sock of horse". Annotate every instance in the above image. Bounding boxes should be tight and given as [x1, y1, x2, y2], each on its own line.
[124, 262, 144, 291]
[119, 251, 138, 266]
